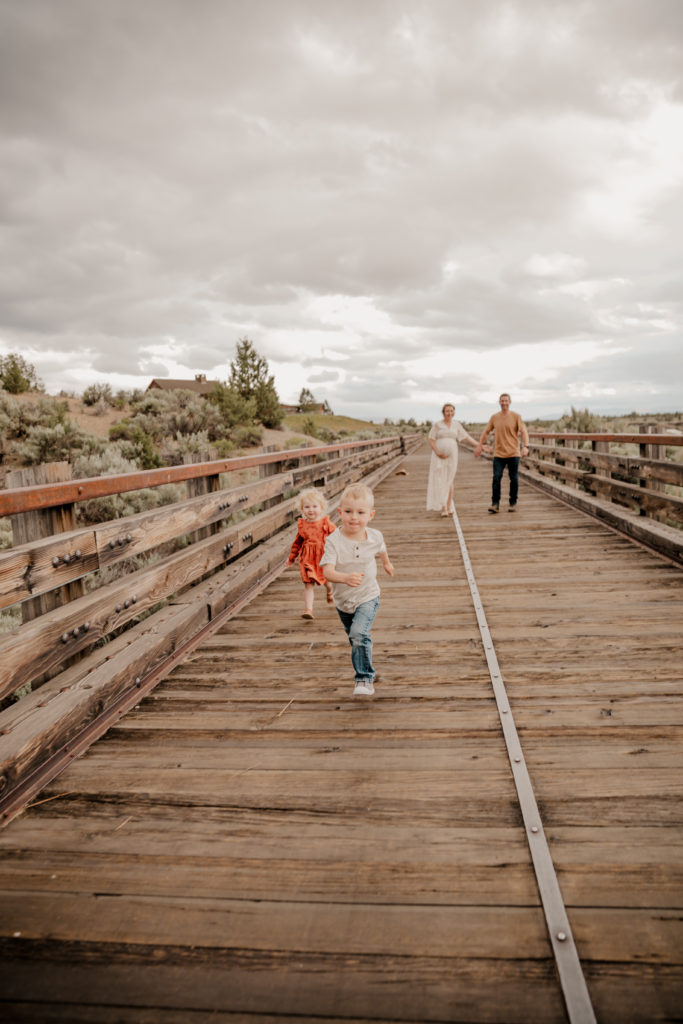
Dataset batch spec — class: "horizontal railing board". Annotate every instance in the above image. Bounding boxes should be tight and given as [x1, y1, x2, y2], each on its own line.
[0, 437, 406, 516]
[0, 528, 100, 611]
[529, 432, 683, 446]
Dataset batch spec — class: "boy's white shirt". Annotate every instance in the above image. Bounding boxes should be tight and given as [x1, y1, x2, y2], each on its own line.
[321, 527, 386, 612]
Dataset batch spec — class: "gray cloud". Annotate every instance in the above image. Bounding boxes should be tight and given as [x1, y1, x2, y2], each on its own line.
[0, 0, 681, 421]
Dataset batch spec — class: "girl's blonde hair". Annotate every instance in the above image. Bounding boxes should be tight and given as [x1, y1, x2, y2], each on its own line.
[296, 487, 328, 513]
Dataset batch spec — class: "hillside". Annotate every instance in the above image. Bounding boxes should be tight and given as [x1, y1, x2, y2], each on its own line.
[281, 411, 401, 437]
[1, 393, 387, 482]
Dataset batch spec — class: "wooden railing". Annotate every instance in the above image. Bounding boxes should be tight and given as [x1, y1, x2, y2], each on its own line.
[0, 434, 420, 817]
[524, 428, 683, 563]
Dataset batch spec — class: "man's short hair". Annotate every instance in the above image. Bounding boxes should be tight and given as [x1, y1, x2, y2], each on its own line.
[499, 392, 511, 400]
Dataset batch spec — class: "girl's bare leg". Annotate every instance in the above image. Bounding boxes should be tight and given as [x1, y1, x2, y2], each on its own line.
[304, 583, 314, 614]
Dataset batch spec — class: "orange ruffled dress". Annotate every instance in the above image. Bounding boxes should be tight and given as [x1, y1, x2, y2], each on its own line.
[288, 516, 336, 586]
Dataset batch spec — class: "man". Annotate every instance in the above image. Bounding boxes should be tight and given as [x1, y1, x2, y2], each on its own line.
[474, 393, 529, 513]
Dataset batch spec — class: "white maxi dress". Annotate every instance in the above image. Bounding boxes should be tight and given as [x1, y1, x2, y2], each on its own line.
[426, 419, 468, 511]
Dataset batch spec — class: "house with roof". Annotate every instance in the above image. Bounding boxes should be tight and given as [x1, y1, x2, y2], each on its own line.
[146, 374, 220, 397]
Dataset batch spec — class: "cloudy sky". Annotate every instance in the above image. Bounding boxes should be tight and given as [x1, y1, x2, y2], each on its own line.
[1, 0, 681, 423]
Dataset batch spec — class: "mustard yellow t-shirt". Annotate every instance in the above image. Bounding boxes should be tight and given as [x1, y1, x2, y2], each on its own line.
[485, 411, 526, 458]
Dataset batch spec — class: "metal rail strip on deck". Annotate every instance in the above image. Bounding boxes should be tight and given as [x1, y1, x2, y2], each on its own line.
[450, 505, 598, 1024]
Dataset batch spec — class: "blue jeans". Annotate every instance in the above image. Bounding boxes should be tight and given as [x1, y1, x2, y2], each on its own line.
[336, 596, 380, 683]
[492, 456, 520, 506]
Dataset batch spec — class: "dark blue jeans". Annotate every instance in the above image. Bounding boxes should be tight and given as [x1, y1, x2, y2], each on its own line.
[492, 456, 520, 506]
[336, 596, 380, 683]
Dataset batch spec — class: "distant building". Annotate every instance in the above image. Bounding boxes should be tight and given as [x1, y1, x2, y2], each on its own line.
[147, 374, 219, 397]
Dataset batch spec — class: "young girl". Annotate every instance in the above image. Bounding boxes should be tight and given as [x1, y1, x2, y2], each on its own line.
[287, 488, 336, 619]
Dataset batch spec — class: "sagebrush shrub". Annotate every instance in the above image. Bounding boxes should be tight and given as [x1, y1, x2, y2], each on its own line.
[82, 382, 114, 407]
[0, 393, 70, 441]
[73, 444, 183, 524]
[13, 422, 103, 465]
[112, 389, 229, 446]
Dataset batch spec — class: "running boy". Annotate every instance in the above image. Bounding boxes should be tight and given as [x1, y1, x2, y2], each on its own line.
[321, 483, 394, 697]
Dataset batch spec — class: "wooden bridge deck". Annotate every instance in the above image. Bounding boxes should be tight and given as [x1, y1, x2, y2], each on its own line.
[0, 443, 681, 1023]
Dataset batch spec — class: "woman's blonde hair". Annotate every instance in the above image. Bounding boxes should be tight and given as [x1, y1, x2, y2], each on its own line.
[296, 487, 328, 513]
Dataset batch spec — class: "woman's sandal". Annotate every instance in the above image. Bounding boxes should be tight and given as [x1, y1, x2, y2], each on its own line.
[302, 610, 314, 619]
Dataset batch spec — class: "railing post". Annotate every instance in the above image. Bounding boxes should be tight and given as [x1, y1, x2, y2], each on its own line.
[587, 430, 609, 495]
[591, 432, 609, 454]
[639, 423, 666, 521]
[7, 463, 85, 623]
[184, 452, 221, 540]
[7, 462, 86, 688]
[258, 446, 283, 510]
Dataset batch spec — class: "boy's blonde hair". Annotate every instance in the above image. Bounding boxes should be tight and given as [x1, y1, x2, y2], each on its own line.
[339, 483, 375, 507]
[296, 487, 328, 513]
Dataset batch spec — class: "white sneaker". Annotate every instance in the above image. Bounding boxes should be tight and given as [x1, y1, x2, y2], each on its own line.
[353, 680, 375, 696]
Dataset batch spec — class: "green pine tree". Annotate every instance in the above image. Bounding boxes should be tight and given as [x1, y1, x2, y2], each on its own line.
[227, 338, 283, 428]
[0, 353, 42, 394]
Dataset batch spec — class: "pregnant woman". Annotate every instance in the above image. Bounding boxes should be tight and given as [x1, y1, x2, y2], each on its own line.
[426, 403, 480, 516]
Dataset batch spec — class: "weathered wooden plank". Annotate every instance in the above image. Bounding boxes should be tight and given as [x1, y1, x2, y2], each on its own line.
[0, 528, 99, 611]
[38, 733, 683, 771]
[0, 893, 554, 956]
[92, 701, 683, 731]
[0, 942, 568, 1023]
[0, 849, 538, 906]
[1, 892, 680, 967]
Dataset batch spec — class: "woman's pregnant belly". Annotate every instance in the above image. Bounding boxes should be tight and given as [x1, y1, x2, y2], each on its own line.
[435, 438, 458, 458]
